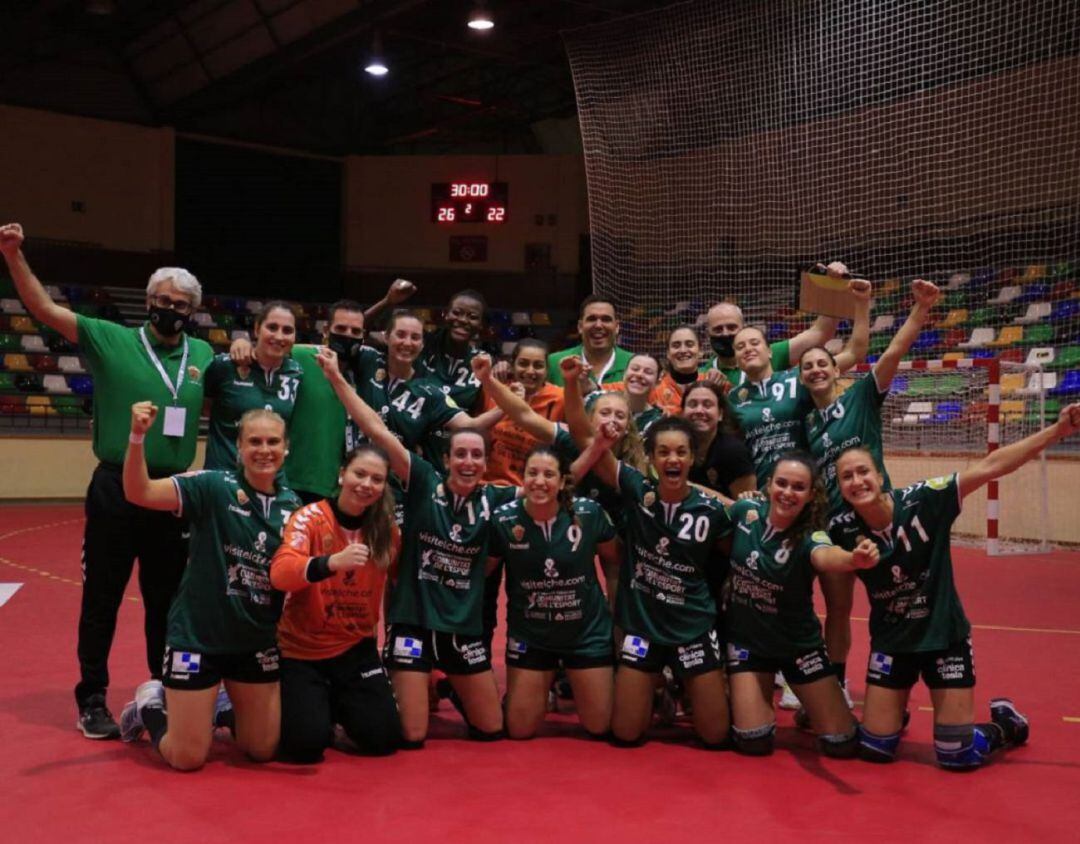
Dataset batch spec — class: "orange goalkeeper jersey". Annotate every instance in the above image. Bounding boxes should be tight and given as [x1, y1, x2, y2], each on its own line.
[271, 499, 400, 661]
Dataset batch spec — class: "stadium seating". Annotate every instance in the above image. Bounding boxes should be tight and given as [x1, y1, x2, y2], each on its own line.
[1015, 302, 1051, 324]
[1049, 370, 1080, 396]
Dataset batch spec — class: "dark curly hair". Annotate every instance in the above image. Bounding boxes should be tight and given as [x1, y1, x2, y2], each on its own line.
[767, 450, 828, 549]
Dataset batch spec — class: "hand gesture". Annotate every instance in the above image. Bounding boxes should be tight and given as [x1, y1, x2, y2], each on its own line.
[329, 543, 370, 573]
[316, 346, 344, 383]
[826, 260, 851, 279]
[1058, 402, 1080, 437]
[130, 401, 158, 435]
[595, 419, 621, 449]
[0, 223, 25, 259]
[508, 381, 526, 400]
[229, 335, 253, 365]
[386, 278, 417, 306]
[911, 278, 941, 310]
[701, 368, 732, 395]
[847, 278, 872, 302]
[559, 354, 587, 385]
[851, 538, 880, 570]
[471, 353, 493, 382]
[736, 489, 765, 502]
[491, 360, 512, 383]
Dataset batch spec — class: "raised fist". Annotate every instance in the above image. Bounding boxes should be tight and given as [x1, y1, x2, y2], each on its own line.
[0, 223, 25, 258]
[471, 353, 493, 382]
[911, 279, 942, 309]
[386, 278, 417, 306]
[329, 543, 371, 573]
[847, 278, 872, 301]
[851, 538, 880, 569]
[130, 400, 158, 435]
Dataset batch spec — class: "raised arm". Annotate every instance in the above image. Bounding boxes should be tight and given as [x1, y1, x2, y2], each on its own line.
[0, 223, 78, 343]
[363, 278, 416, 329]
[559, 354, 594, 448]
[872, 279, 941, 390]
[573, 420, 621, 489]
[122, 402, 181, 511]
[833, 278, 873, 373]
[446, 404, 504, 433]
[811, 538, 879, 573]
[472, 353, 558, 444]
[316, 347, 412, 480]
[958, 403, 1080, 500]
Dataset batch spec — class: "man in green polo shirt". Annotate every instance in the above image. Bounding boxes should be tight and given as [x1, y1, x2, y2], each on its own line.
[0, 222, 213, 740]
[547, 295, 634, 388]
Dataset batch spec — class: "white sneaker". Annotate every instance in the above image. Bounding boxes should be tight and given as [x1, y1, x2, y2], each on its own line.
[119, 679, 165, 743]
[841, 680, 854, 710]
[212, 686, 235, 732]
[778, 676, 800, 710]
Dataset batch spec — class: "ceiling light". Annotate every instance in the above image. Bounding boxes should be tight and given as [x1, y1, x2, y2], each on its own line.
[364, 31, 388, 77]
[364, 61, 389, 76]
[468, 2, 494, 30]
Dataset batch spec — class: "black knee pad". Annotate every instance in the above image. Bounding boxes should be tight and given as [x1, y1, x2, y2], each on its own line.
[934, 723, 990, 770]
[818, 730, 859, 759]
[857, 725, 901, 763]
[399, 738, 426, 751]
[609, 732, 646, 749]
[467, 725, 505, 742]
[699, 735, 733, 752]
[732, 723, 775, 756]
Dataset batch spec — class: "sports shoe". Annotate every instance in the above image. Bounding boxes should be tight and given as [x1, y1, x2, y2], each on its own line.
[778, 677, 800, 710]
[840, 680, 854, 710]
[77, 693, 120, 740]
[990, 697, 1030, 746]
[213, 686, 235, 734]
[119, 680, 165, 743]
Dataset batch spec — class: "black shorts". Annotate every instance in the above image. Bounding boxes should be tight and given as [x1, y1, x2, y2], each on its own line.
[865, 638, 976, 690]
[505, 636, 614, 671]
[161, 645, 281, 690]
[725, 643, 834, 685]
[617, 628, 723, 679]
[382, 624, 491, 676]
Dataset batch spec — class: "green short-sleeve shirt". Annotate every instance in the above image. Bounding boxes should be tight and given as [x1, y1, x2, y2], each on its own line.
[829, 474, 970, 653]
[283, 344, 347, 498]
[388, 456, 517, 636]
[729, 363, 814, 488]
[724, 499, 833, 658]
[490, 497, 616, 655]
[700, 339, 790, 387]
[203, 354, 303, 470]
[547, 345, 634, 387]
[168, 470, 300, 653]
[76, 316, 214, 474]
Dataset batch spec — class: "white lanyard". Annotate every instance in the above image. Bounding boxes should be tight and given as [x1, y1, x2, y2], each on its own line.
[589, 347, 617, 385]
[139, 326, 188, 404]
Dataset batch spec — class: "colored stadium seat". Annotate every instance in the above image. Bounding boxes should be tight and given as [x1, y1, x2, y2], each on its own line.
[58, 355, 85, 373]
[15, 373, 44, 392]
[208, 329, 229, 346]
[511, 312, 531, 326]
[531, 312, 552, 326]
[0, 395, 26, 414]
[43, 374, 71, 394]
[0, 334, 20, 352]
[32, 354, 58, 372]
[20, 334, 47, 353]
[1000, 373, 1025, 395]
[1015, 302, 1051, 324]
[1051, 300, 1080, 321]
[942, 352, 965, 361]
[1, 298, 27, 314]
[987, 286, 1021, 306]
[986, 326, 1023, 347]
[1022, 324, 1054, 346]
[958, 328, 994, 348]
[1049, 370, 1080, 396]
[930, 401, 963, 423]
[68, 375, 94, 396]
[911, 330, 940, 352]
[1021, 264, 1047, 282]
[1026, 347, 1055, 367]
[938, 309, 968, 328]
[946, 272, 970, 289]
[0, 372, 14, 390]
[246, 300, 264, 314]
[9, 315, 35, 333]
[1000, 400, 1025, 421]
[1049, 347, 1080, 370]
[3, 353, 32, 372]
[1018, 372, 1057, 395]
[193, 312, 216, 328]
[870, 314, 896, 333]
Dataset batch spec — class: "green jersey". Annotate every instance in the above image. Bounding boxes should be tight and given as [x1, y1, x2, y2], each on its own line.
[284, 344, 347, 498]
[828, 474, 970, 653]
[806, 369, 891, 513]
[168, 470, 300, 653]
[729, 364, 814, 488]
[414, 327, 483, 411]
[203, 354, 303, 470]
[725, 499, 834, 658]
[614, 462, 733, 645]
[700, 339, 790, 388]
[548, 344, 634, 387]
[348, 346, 463, 458]
[388, 456, 517, 636]
[76, 316, 213, 474]
[489, 497, 616, 654]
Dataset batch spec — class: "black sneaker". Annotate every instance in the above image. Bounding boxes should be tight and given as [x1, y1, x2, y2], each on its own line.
[77, 694, 121, 740]
[990, 698, 1029, 746]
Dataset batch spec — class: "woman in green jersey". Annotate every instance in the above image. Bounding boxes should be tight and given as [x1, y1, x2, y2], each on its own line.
[724, 451, 878, 757]
[575, 413, 734, 748]
[488, 446, 622, 740]
[203, 301, 303, 470]
[831, 402, 1080, 769]
[119, 404, 299, 771]
[799, 278, 941, 702]
[319, 347, 514, 745]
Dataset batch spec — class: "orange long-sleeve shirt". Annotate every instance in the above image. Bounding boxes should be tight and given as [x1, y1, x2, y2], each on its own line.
[483, 382, 565, 486]
[271, 499, 400, 661]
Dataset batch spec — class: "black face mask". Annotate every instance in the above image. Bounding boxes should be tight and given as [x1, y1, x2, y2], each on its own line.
[328, 332, 363, 363]
[710, 334, 735, 358]
[148, 305, 188, 337]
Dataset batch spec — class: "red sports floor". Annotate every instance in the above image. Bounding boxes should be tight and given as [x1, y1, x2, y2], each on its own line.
[2, 503, 1080, 843]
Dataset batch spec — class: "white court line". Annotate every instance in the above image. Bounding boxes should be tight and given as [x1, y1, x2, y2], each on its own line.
[0, 583, 23, 607]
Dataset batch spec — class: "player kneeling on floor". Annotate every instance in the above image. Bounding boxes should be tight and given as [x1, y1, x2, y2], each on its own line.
[829, 402, 1080, 769]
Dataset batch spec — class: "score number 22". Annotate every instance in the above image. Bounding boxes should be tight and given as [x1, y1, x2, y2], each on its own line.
[436, 206, 506, 222]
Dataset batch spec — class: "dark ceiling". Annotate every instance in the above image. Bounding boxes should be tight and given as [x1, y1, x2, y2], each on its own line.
[0, 0, 682, 155]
